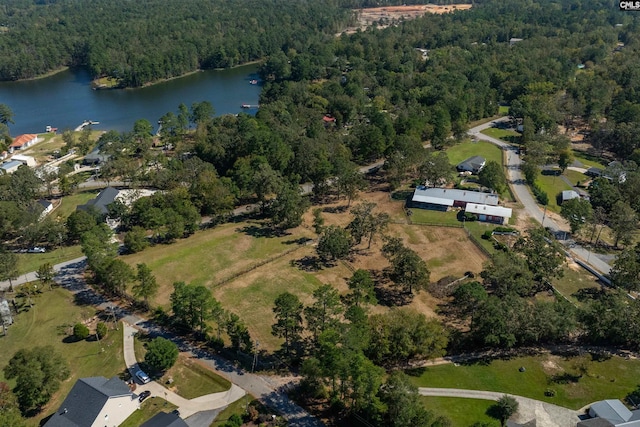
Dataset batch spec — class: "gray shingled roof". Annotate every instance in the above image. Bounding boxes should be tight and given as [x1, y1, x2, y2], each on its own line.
[44, 376, 132, 427]
[591, 400, 633, 424]
[141, 412, 189, 427]
[77, 187, 119, 215]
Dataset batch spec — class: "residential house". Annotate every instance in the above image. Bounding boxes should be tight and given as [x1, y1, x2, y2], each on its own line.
[585, 167, 604, 178]
[456, 156, 486, 174]
[410, 186, 499, 211]
[0, 160, 23, 174]
[38, 199, 54, 220]
[77, 187, 120, 216]
[82, 148, 111, 166]
[141, 412, 189, 427]
[465, 203, 512, 225]
[577, 400, 640, 427]
[8, 134, 38, 153]
[44, 376, 139, 427]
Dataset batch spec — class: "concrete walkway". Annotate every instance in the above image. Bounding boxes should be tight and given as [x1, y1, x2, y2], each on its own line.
[123, 322, 246, 419]
[419, 388, 581, 427]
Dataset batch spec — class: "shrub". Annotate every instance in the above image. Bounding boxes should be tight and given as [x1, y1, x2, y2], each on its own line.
[144, 337, 179, 372]
[96, 322, 108, 339]
[73, 323, 90, 340]
[531, 184, 549, 205]
[482, 230, 493, 240]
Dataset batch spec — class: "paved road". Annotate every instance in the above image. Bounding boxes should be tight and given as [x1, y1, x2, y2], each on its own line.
[468, 118, 612, 275]
[419, 388, 581, 427]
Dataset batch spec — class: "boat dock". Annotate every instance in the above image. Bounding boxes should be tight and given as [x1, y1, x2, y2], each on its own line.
[75, 120, 99, 131]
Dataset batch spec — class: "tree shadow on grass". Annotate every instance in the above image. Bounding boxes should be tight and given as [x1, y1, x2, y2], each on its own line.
[291, 255, 324, 272]
[236, 224, 282, 238]
[374, 285, 413, 307]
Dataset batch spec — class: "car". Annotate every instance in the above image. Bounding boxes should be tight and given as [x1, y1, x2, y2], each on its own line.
[138, 390, 151, 402]
[171, 409, 180, 417]
[27, 247, 46, 253]
[136, 370, 150, 384]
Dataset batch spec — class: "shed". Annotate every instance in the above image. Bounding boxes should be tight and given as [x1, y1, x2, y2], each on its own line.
[11, 154, 37, 167]
[0, 160, 23, 174]
[561, 190, 580, 204]
[465, 203, 512, 225]
[38, 199, 54, 220]
[456, 156, 486, 174]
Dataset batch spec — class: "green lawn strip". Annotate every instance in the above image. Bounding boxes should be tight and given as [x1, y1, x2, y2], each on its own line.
[0, 288, 125, 426]
[498, 106, 510, 115]
[16, 245, 83, 275]
[534, 174, 573, 213]
[572, 151, 608, 169]
[409, 354, 640, 409]
[421, 397, 499, 427]
[210, 397, 255, 427]
[446, 141, 503, 167]
[120, 397, 177, 427]
[121, 220, 314, 307]
[53, 190, 99, 219]
[409, 209, 462, 227]
[480, 127, 521, 141]
[564, 169, 587, 187]
[463, 221, 498, 254]
[134, 335, 230, 399]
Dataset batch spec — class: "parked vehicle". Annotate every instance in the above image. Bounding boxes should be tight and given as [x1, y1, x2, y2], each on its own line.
[136, 370, 150, 384]
[27, 247, 46, 253]
[138, 390, 151, 402]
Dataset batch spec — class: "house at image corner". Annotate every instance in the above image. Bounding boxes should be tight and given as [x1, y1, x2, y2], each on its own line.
[44, 376, 139, 427]
[578, 399, 640, 427]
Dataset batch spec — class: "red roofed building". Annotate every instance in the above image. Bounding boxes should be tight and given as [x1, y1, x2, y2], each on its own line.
[9, 134, 38, 153]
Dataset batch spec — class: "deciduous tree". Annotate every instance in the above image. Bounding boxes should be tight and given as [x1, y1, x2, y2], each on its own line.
[145, 337, 179, 372]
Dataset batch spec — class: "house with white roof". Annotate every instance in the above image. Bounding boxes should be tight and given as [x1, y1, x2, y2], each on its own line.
[465, 203, 512, 225]
[410, 186, 499, 211]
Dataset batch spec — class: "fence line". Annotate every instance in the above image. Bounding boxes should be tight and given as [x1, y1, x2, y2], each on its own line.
[464, 227, 493, 257]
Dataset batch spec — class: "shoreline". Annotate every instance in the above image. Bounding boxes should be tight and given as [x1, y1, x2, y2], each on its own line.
[14, 66, 70, 82]
[98, 60, 264, 91]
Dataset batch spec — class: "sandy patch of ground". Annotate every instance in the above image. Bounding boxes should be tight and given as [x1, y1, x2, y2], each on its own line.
[542, 356, 563, 375]
[340, 4, 473, 35]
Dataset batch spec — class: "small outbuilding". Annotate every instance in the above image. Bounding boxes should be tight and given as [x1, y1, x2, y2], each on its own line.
[11, 154, 37, 167]
[465, 203, 512, 225]
[560, 190, 580, 204]
[456, 156, 486, 174]
[0, 160, 23, 174]
[38, 199, 54, 220]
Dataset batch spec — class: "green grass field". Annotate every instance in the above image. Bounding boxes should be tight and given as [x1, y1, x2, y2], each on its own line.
[53, 190, 99, 220]
[564, 169, 587, 187]
[481, 127, 521, 142]
[573, 151, 607, 169]
[421, 397, 499, 427]
[120, 397, 178, 427]
[409, 209, 462, 226]
[121, 220, 315, 307]
[535, 173, 573, 213]
[551, 265, 602, 306]
[16, 245, 84, 275]
[409, 354, 640, 410]
[0, 287, 125, 426]
[498, 106, 510, 115]
[446, 141, 504, 167]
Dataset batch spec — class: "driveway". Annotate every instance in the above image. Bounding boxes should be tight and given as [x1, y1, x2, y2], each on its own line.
[123, 322, 246, 419]
[419, 387, 581, 427]
[468, 118, 612, 275]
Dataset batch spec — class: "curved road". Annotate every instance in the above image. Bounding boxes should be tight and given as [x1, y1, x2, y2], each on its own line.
[468, 118, 612, 275]
[419, 387, 581, 427]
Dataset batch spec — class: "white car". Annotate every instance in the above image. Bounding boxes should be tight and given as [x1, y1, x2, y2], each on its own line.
[136, 370, 150, 384]
[27, 247, 46, 253]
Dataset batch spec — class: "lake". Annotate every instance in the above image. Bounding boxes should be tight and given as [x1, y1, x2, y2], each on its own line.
[0, 64, 261, 135]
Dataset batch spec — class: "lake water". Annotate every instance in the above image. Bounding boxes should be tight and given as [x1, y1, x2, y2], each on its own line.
[0, 64, 261, 135]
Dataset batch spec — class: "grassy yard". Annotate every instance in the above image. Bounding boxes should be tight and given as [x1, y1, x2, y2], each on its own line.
[0, 287, 125, 426]
[409, 209, 462, 227]
[421, 397, 499, 427]
[210, 397, 253, 427]
[446, 141, 504, 167]
[120, 397, 177, 427]
[564, 169, 587, 187]
[16, 245, 84, 275]
[52, 190, 99, 220]
[409, 354, 640, 410]
[481, 127, 521, 142]
[121, 220, 315, 307]
[464, 221, 499, 254]
[535, 173, 573, 213]
[573, 151, 607, 169]
[134, 335, 231, 399]
[551, 264, 602, 306]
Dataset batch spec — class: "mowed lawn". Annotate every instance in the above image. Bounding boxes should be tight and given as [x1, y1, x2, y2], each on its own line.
[52, 190, 99, 220]
[446, 140, 504, 167]
[0, 287, 125, 426]
[121, 220, 315, 307]
[16, 245, 84, 275]
[535, 173, 573, 213]
[421, 397, 499, 427]
[481, 127, 521, 142]
[409, 354, 640, 410]
[120, 397, 177, 427]
[551, 263, 602, 306]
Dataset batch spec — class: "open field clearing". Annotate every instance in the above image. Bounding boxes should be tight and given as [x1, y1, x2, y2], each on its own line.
[121, 220, 315, 307]
[0, 287, 124, 426]
[409, 353, 640, 410]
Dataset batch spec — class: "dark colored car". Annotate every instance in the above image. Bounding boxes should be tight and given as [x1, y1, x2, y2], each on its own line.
[139, 390, 151, 402]
[172, 409, 180, 417]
